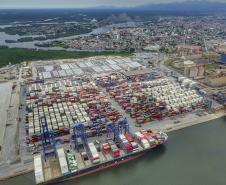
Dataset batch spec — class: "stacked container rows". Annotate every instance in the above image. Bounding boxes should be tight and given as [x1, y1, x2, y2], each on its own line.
[96, 74, 207, 124]
[25, 77, 123, 143]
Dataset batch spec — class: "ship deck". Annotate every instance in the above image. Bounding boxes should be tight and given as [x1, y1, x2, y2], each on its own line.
[35, 130, 168, 185]
[43, 157, 61, 181]
[40, 143, 144, 183]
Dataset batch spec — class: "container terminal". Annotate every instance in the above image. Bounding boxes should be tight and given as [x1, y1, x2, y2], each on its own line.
[34, 117, 168, 184]
[0, 54, 225, 183]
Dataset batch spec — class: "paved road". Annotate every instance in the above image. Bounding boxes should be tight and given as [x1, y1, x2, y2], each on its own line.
[100, 87, 139, 133]
[1, 81, 20, 163]
[0, 82, 12, 161]
[0, 68, 24, 164]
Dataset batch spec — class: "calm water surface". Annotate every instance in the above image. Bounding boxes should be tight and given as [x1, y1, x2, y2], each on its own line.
[2, 117, 226, 185]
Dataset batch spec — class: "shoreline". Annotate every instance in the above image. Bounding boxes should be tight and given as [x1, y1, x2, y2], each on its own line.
[0, 110, 225, 182]
[164, 110, 226, 133]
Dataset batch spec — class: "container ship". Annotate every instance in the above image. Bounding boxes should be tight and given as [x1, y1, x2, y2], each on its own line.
[34, 126, 168, 185]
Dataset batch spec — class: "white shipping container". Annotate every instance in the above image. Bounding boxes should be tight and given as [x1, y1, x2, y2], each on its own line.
[141, 139, 150, 149]
[34, 154, 44, 184]
[57, 148, 69, 175]
[88, 142, 99, 160]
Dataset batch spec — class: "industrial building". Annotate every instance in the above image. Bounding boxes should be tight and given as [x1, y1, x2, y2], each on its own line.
[205, 69, 226, 87]
[176, 45, 203, 56]
[184, 60, 205, 79]
[34, 57, 143, 80]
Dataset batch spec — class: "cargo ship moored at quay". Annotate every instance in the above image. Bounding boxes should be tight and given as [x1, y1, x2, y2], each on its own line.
[34, 128, 168, 185]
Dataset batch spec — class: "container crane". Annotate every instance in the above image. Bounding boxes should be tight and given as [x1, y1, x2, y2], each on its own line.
[71, 122, 87, 151]
[206, 99, 213, 110]
[106, 121, 114, 138]
[117, 117, 130, 134]
[40, 116, 57, 161]
[106, 121, 120, 142]
[93, 118, 103, 136]
[215, 93, 226, 105]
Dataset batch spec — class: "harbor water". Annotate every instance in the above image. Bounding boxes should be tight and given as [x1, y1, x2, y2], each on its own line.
[2, 116, 226, 185]
[0, 24, 112, 50]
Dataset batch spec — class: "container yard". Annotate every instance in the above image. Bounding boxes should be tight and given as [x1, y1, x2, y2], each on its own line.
[24, 56, 213, 150]
[95, 73, 209, 125]
[25, 77, 124, 145]
[19, 56, 214, 184]
[33, 119, 168, 185]
[1, 55, 224, 184]
[27, 60, 169, 184]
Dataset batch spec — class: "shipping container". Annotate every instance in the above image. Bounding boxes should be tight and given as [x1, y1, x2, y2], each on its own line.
[34, 154, 44, 184]
[57, 148, 69, 175]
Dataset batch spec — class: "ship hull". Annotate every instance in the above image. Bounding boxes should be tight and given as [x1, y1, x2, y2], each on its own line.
[61, 152, 144, 184]
[40, 148, 148, 185]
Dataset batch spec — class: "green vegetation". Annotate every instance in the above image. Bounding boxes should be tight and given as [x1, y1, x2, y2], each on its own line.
[164, 59, 184, 74]
[0, 47, 133, 68]
[5, 40, 17, 43]
[164, 59, 175, 71]
[159, 47, 176, 54]
[202, 53, 219, 70]
[1, 24, 94, 41]
[35, 41, 69, 48]
[17, 36, 47, 42]
[7, 36, 55, 43]
[205, 63, 218, 70]
[17, 37, 33, 42]
[159, 47, 169, 53]
[203, 52, 219, 62]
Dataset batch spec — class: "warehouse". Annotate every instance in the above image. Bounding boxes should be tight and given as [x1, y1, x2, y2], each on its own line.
[123, 68, 155, 77]
[33, 56, 144, 79]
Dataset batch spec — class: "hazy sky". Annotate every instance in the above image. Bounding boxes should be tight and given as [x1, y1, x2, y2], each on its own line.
[0, 0, 223, 9]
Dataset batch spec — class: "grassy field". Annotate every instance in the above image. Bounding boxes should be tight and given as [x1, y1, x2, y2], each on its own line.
[203, 52, 219, 62]
[164, 59, 184, 74]
[0, 46, 133, 68]
[205, 63, 218, 70]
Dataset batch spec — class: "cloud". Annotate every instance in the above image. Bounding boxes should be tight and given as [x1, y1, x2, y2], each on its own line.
[0, 0, 224, 8]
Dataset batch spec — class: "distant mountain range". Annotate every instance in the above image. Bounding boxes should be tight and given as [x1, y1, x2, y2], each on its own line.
[136, 1, 226, 12]
[93, 1, 226, 12]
